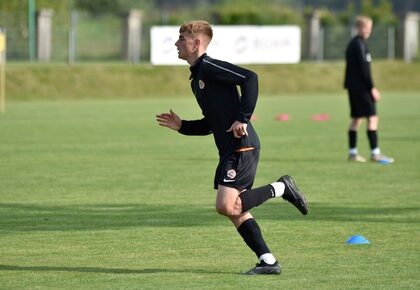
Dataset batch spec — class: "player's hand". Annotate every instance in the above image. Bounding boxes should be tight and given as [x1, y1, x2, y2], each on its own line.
[156, 109, 182, 131]
[227, 121, 248, 138]
[371, 87, 381, 102]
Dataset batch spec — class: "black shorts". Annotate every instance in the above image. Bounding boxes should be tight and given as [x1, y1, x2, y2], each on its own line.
[214, 149, 259, 190]
[348, 89, 377, 118]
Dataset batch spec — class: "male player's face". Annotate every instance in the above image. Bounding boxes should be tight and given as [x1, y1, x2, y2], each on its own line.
[358, 21, 372, 39]
[175, 32, 196, 60]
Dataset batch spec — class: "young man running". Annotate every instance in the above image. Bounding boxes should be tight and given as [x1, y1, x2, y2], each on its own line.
[156, 20, 308, 275]
[344, 16, 394, 163]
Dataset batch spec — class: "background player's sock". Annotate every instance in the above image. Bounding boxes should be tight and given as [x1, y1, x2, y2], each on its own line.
[237, 218, 271, 259]
[371, 147, 380, 156]
[349, 148, 358, 155]
[349, 130, 357, 150]
[367, 130, 378, 151]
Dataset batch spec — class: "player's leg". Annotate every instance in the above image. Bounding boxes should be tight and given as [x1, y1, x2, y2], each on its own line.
[217, 150, 308, 215]
[216, 185, 280, 275]
[238, 176, 308, 215]
[215, 150, 308, 274]
[348, 117, 366, 162]
[347, 90, 367, 162]
[349, 117, 363, 131]
[215, 185, 247, 223]
[367, 115, 394, 163]
[216, 183, 278, 217]
[367, 115, 379, 155]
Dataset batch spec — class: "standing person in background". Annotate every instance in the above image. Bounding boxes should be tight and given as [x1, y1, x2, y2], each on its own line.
[156, 20, 308, 275]
[344, 16, 394, 163]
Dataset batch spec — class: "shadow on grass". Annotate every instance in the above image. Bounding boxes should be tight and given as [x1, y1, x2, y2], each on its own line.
[254, 202, 420, 224]
[0, 264, 231, 275]
[1, 202, 418, 232]
[0, 203, 220, 232]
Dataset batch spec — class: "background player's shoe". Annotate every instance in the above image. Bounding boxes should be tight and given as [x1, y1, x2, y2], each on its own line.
[371, 154, 394, 163]
[348, 154, 366, 162]
[279, 175, 308, 215]
[244, 261, 281, 275]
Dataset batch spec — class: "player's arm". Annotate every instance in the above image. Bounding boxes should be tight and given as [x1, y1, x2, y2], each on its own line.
[156, 110, 211, 135]
[354, 42, 381, 101]
[371, 87, 381, 102]
[178, 118, 212, 136]
[236, 70, 258, 124]
[226, 120, 248, 138]
[204, 58, 258, 124]
[355, 41, 374, 90]
[156, 109, 182, 130]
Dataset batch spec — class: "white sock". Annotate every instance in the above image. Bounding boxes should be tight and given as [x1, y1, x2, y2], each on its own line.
[270, 182, 285, 197]
[349, 148, 358, 155]
[371, 147, 380, 155]
[259, 253, 276, 265]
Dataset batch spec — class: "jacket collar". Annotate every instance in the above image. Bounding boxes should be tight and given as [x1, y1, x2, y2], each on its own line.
[189, 53, 207, 80]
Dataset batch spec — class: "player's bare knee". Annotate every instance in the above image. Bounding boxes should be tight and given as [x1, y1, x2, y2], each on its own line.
[215, 204, 230, 216]
[234, 197, 243, 213]
[215, 204, 239, 217]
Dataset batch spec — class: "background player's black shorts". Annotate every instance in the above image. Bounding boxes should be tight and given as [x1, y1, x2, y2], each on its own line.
[214, 149, 259, 190]
[348, 89, 376, 118]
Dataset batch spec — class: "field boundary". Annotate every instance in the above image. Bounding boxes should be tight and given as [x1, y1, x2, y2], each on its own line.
[5, 61, 420, 100]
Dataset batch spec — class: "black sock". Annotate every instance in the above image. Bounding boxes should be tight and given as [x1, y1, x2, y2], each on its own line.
[349, 130, 357, 149]
[367, 130, 378, 150]
[237, 218, 270, 259]
[239, 185, 275, 213]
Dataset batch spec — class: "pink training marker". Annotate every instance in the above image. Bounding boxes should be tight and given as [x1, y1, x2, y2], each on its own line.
[274, 114, 290, 121]
[251, 114, 257, 121]
[311, 113, 330, 121]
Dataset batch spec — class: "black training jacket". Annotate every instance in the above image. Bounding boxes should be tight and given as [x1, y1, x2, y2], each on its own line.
[344, 36, 374, 92]
[178, 54, 260, 159]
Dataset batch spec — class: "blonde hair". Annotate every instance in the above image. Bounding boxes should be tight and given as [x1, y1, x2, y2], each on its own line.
[356, 16, 373, 28]
[179, 20, 213, 40]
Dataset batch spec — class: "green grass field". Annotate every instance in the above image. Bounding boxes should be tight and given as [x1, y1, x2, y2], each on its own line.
[0, 92, 419, 289]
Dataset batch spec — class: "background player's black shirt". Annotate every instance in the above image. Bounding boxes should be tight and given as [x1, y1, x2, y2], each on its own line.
[344, 36, 374, 92]
[178, 54, 260, 159]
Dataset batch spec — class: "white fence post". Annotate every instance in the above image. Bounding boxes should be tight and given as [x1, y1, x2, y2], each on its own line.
[37, 9, 54, 62]
[387, 26, 395, 60]
[305, 10, 321, 60]
[68, 11, 78, 65]
[123, 9, 142, 63]
[399, 12, 419, 63]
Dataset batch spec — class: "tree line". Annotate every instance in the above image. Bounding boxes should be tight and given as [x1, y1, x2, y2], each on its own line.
[0, 0, 399, 26]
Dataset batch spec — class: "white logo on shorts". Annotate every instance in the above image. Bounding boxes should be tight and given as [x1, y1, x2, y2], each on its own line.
[226, 169, 236, 179]
[199, 80, 205, 89]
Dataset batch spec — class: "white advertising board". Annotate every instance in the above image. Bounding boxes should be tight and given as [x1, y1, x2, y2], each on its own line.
[151, 25, 301, 65]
